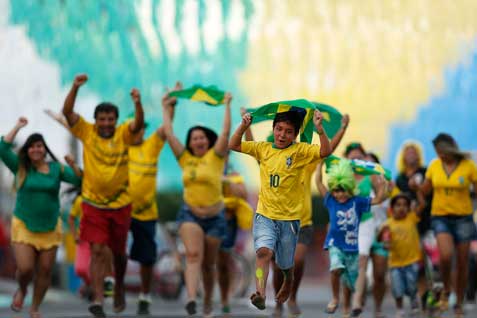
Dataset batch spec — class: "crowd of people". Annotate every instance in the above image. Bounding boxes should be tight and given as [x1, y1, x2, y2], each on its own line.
[0, 73, 476, 318]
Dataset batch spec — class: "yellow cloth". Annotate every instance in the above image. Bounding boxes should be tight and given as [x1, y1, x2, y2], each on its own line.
[179, 149, 225, 207]
[425, 158, 477, 216]
[384, 212, 421, 267]
[129, 133, 165, 221]
[241, 141, 322, 220]
[301, 161, 319, 227]
[224, 197, 254, 230]
[11, 216, 62, 251]
[70, 116, 133, 208]
[70, 195, 83, 219]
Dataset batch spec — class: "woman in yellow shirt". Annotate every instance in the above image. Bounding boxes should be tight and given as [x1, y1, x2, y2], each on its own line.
[420, 133, 477, 317]
[162, 90, 231, 317]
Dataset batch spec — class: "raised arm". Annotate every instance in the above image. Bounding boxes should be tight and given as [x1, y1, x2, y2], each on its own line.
[63, 74, 87, 126]
[128, 88, 145, 134]
[157, 82, 182, 140]
[370, 175, 387, 205]
[419, 178, 433, 196]
[4, 117, 28, 143]
[330, 114, 349, 153]
[313, 110, 332, 158]
[314, 162, 328, 196]
[64, 155, 83, 178]
[162, 93, 185, 158]
[240, 107, 254, 141]
[44, 109, 69, 129]
[229, 112, 252, 152]
[214, 93, 232, 157]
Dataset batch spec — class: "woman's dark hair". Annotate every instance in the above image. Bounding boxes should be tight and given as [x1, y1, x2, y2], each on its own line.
[272, 110, 304, 136]
[94, 102, 119, 119]
[344, 142, 366, 157]
[366, 152, 380, 164]
[16, 133, 58, 189]
[390, 193, 412, 208]
[185, 126, 218, 154]
[432, 132, 469, 161]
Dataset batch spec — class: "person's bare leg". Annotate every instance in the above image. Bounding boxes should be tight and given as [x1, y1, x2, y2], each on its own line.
[179, 222, 204, 312]
[435, 233, 454, 301]
[276, 267, 294, 304]
[327, 269, 341, 312]
[343, 285, 352, 316]
[201, 235, 221, 315]
[352, 255, 369, 311]
[113, 252, 127, 312]
[272, 261, 284, 315]
[140, 265, 153, 294]
[90, 243, 107, 305]
[288, 243, 307, 314]
[455, 241, 471, 310]
[250, 247, 273, 310]
[372, 253, 387, 314]
[30, 247, 57, 315]
[12, 243, 36, 310]
[217, 250, 232, 310]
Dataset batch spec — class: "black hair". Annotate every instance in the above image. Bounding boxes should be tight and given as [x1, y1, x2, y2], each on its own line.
[94, 102, 119, 119]
[185, 126, 218, 154]
[390, 193, 412, 208]
[272, 110, 304, 136]
[366, 152, 380, 164]
[432, 132, 468, 161]
[344, 142, 366, 157]
[16, 133, 58, 189]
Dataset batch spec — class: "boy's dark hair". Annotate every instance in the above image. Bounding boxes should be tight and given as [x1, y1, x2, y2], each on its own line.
[272, 110, 304, 136]
[344, 142, 366, 157]
[367, 152, 380, 164]
[94, 102, 119, 119]
[390, 193, 411, 208]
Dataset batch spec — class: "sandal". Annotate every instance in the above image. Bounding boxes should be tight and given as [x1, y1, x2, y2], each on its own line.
[250, 292, 266, 310]
[325, 301, 339, 314]
[10, 289, 25, 312]
[454, 305, 464, 318]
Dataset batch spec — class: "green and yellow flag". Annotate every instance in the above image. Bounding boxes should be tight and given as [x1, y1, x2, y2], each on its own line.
[312, 102, 343, 139]
[325, 155, 392, 181]
[247, 100, 343, 141]
[169, 85, 225, 106]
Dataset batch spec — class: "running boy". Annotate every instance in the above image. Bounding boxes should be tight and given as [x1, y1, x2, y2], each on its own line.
[229, 109, 332, 310]
[315, 160, 386, 316]
[379, 193, 425, 318]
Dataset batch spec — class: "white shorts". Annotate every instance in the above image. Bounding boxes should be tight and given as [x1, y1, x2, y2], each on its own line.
[358, 218, 377, 256]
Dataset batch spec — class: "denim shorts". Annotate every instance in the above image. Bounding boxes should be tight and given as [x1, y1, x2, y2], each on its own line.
[253, 213, 300, 270]
[220, 216, 238, 251]
[298, 225, 314, 246]
[390, 262, 419, 299]
[431, 215, 477, 243]
[176, 204, 226, 240]
[328, 246, 359, 290]
[130, 218, 157, 266]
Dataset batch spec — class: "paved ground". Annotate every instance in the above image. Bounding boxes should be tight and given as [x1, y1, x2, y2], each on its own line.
[1, 279, 477, 318]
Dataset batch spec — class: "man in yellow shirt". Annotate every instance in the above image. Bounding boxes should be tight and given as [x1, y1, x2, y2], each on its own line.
[229, 109, 332, 310]
[63, 74, 144, 318]
[128, 105, 176, 315]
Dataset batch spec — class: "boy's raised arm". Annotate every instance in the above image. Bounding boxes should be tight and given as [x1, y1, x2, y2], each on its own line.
[229, 112, 252, 152]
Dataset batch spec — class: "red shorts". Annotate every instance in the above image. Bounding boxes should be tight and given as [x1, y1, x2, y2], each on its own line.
[80, 202, 132, 255]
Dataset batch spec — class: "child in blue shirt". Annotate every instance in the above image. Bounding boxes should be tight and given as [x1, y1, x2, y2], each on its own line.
[316, 160, 386, 317]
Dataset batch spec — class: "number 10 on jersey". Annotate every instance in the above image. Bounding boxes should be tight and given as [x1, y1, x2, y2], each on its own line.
[269, 174, 280, 188]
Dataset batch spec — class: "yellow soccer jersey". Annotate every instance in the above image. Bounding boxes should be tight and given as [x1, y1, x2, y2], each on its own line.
[70, 116, 133, 209]
[385, 212, 421, 268]
[241, 141, 322, 220]
[426, 158, 477, 216]
[179, 148, 225, 207]
[128, 133, 165, 221]
[301, 161, 320, 227]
